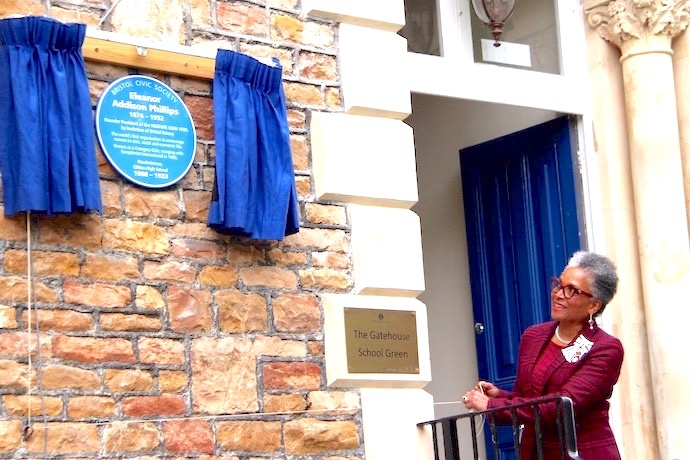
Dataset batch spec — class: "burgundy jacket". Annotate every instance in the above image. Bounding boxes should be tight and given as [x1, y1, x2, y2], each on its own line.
[487, 321, 624, 459]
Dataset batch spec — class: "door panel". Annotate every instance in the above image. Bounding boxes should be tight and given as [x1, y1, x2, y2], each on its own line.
[460, 116, 582, 459]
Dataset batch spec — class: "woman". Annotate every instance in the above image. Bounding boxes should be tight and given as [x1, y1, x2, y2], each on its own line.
[462, 251, 624, 459]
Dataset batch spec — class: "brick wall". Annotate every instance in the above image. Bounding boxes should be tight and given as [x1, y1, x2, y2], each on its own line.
[0, 0, 363, 458]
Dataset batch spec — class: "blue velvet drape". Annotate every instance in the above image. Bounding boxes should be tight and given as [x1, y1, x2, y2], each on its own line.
[208, 49, 299, 241]
[0, 16, 102, 216]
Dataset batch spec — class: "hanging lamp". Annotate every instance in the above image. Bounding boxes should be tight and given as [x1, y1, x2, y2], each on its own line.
[471, 0, 517, 47]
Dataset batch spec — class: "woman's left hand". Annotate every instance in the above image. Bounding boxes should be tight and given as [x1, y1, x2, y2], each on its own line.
[462, 389, 489, 411]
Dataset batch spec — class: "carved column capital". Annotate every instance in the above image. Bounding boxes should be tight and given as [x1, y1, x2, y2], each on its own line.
[585, 0, 690, 48]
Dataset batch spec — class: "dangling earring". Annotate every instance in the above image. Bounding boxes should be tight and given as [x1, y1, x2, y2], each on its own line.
[588, 313, 595, 330]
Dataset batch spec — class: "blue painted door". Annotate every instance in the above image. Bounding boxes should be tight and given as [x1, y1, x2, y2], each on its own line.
[460, 116, 582, 460]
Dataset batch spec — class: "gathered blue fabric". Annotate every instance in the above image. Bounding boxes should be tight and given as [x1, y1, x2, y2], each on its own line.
[208, 49, 299, 241]
[0, 16, 102, 216]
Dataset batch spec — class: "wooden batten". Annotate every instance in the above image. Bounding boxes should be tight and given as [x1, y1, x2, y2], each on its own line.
[82, 35, 215, 80]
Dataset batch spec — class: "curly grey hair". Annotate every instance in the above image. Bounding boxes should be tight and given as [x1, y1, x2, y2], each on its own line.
[567, 251, 618, 316]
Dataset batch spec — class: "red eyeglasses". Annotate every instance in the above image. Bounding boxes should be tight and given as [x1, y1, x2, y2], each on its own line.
[550, 277, 593, 299]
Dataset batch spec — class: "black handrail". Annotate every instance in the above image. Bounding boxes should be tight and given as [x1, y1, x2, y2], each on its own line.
[417, 396, 581, 460]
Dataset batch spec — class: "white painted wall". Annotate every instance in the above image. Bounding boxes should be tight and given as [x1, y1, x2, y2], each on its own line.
[407, 93, 558, 420]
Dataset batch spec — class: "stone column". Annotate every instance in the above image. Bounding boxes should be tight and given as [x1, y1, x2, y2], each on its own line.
[585, 1, 690, 459]
[672, 27, 690, 234]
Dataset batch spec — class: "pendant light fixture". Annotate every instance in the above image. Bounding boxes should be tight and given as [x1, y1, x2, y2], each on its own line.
[471, 0, 517, 47]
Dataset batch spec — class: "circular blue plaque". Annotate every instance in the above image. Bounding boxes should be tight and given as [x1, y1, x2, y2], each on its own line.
[95, 75, 196, 188]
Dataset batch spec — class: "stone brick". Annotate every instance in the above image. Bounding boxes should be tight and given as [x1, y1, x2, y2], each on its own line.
[0, 212, 26, 241]
[63, 281, 132, 308]
[305, 203, 347, 226]
[96, 146, 116, 176]
[191, 337, 258, 414]
[282, 228, 348, 252]
[100, 180, 123, 216]
[180, 164, 201, 187]
[170, 222, 222, 240]
[273, 293, 321, 332]
[0, 276, 58, 303]
[142, 260, 196, 284]
[291, 134, 309, 170]
[263, 361, 321, 389]
[3, 249, 79, 277]
[104, 369, 154, 392]
[183, 190, 211, 221]
[49, 7, 101, 26]
[163, 419, 214, 454]
[68, 396, 116, 419]
[299, 51, 338, 81]
[217, 289, 267, 333]
[2, 395, 63, 416]
[266, 248, 307, 266]
[0, 0, 44, 18]
[238, 43, 294, 74]
[198, 265, 238, 287]
[136, 285, 165, 310]
[109, 0, 185, 43]
[325, 87, 342, 109]
[287, 108, 307, 130]
[308, 391, 360, 414]
[0, 360, 33, 390]
[38, 213, 102, 249]
[0, 332, 51, 359]
[0, 420, 22, 452]
[42, 364, 101, 391]
[25, 422, 100, 455]
[295, 176, 312, 198]
[121, 394, 186, 417]
[100, 313, 162, 332]
[299, 268, 353, 291]
[0, 305, 17, 329]
[20, 309, 93, 332]
[103, 219, 170, 255]
[240, 266, 298, 290]
[124, 186, 181, 219]
[185, 95, 214, 140]
[216, 421, 281, 452]
[53, 336, 136, 364]
[138, 337, 186, 365]
[252, 336, 306, 358]
[270, 14, 335, 49]
[168, 286, 212, 332]
[189, 0, 212, 29]
[308, 340, 324, 356]
[217, 1, 267, 37]
[81, 253, 140, 281]
[159, 370, 188, 392]
[228, 245, 266, 264]
[284, 419, 360, 454]
[263, 393, 308, 413]
[284, 81, 323, 107]
[103, 421, 160, 452]
[172, 238, 226, 260]
[312, 251, 350, 269]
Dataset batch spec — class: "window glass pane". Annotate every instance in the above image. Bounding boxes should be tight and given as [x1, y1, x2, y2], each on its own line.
[471, 0, 560, 74]
[400, 0, 441, 56]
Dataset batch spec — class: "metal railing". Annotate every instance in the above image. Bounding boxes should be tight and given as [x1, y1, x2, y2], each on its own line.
[417, 396, 581, 460]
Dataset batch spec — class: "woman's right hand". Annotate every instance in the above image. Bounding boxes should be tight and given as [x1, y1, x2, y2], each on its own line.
[475, 380, 500, 398]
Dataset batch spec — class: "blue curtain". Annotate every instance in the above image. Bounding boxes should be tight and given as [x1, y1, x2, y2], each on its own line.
[208, 49, 299, 241]
[0, 16, 102, 216]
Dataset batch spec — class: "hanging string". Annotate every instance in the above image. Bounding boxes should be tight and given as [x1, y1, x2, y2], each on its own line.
[22, 212, 49, 457]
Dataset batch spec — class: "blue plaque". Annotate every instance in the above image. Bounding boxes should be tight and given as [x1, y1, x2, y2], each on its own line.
[95, 75, 196, 188]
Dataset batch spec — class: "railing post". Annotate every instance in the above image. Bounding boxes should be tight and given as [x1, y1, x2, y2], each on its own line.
[560, 396, 582, 460]
[441, 418, 461, 460]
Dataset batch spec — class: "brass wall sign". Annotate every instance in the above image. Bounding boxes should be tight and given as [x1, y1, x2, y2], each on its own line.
[344, 308, 420, 374]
